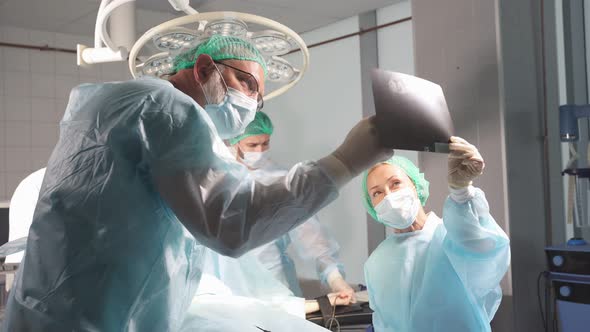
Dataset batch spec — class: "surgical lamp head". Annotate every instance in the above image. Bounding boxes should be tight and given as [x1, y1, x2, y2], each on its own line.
[129, 12, 309, 101]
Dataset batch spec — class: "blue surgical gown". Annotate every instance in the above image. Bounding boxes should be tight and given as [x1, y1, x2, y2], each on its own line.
[200, 161, 345, 297]
[364, 188, 510, 332]
[2, 77, 339, 332]
[250, 162, 344, 295]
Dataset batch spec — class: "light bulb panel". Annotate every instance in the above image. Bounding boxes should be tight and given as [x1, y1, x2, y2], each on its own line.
[251, 30, 294, 56]
[204, 19, 248, 38]
[140, 54, 175, 77]
[266, 56, 298, 82]
[153, 28, 201, 53]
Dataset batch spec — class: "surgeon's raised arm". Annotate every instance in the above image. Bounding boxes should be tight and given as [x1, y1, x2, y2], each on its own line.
[156, 160, 339, 257]
[143, 98, 391, 257]
[442, 137, 510, 295]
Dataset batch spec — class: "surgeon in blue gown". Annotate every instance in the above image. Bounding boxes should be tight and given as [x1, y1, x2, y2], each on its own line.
[2, 35, 392, 331]
[361, 137, 510, 332]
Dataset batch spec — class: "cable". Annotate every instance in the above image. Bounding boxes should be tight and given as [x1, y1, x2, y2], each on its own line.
[538, 271, 548, 331]
[326, 295, 341, 332]
[287, 17, 412, 55]
[546, 274, 551, 332]
[553, 293, 558, 332]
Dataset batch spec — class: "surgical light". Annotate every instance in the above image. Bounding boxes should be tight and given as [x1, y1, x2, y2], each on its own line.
[130, 12, 310, 100]
[204, 19, 248, 37]
[153, 29, 201, 52]
[141, 54, 174, 76]
[250, 30, 294, 56]
[266, 56, 298, 82]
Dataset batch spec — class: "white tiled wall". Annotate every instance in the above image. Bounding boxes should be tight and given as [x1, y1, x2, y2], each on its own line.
[0, 26, 132, 200]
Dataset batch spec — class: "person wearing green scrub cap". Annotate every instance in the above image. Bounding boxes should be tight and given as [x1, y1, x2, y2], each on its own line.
[230, 111, 274, 146]
[361, 155, 430, 222]
[3, 29, 395, 329]
[173, 34, 268, 75]
[360, 138, 511, 332]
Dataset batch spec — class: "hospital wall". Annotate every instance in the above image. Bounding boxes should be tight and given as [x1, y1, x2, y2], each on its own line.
[0, 26, 131, 202]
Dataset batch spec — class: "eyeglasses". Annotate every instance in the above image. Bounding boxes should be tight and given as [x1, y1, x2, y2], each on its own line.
[214, 61, 264, 111]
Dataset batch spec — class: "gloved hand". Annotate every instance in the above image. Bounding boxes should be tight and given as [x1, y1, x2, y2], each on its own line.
[448, 136, 485, 188]
[305, 292, 353, 314]
[318, 116, 393, 187]
[328, 291, 353, 306]
[327, 270, 356, 303]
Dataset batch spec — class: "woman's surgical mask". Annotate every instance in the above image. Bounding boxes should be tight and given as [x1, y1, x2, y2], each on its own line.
[201, 66, 258, 139]
[374, 187, 420, 229]
[241, 150, 269, 169]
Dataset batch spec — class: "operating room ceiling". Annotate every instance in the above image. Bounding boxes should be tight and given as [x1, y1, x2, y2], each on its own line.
[0, 0, 403, 39]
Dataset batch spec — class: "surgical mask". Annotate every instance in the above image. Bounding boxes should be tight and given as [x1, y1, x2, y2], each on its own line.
[204, 87, 257, 139]
[241, 151, 269, 169]
[374, 187, 420, 229]
[200, 65, 258, 139]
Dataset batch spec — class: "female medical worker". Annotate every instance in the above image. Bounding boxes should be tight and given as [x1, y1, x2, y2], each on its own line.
[229, 111, 355, 298]
[361, 137, 510, 332]
[2, 34, 393, 332]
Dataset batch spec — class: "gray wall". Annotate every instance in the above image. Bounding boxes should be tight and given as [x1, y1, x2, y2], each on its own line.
[412, 0, 565, 330]
[411, 0, 511, 291]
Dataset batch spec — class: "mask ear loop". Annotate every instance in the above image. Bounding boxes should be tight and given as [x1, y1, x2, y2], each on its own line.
[198, 62, 228, 105]
[213, 63, 229, 94]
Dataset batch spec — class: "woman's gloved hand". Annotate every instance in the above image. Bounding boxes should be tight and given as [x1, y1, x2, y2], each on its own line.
[327, 270, 356, 303]
[447, 136, 485, 189]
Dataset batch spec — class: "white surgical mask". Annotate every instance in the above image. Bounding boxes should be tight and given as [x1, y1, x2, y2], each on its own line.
[374, 188, 420, 229]
[241, 150, 269, 169]
[204, 87, 257, 139]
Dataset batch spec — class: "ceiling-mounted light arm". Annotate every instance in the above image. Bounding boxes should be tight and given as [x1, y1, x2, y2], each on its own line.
[99, 0, 137, 51]
[168, 0, 199, 15]
[95, 0, 110, 48]
[78, 0, 135, 66]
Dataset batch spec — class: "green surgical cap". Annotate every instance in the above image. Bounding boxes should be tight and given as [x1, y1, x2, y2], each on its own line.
[172, 35, 267, 76]
[229, 111, 274, 145]
[362, 156, 430, 221]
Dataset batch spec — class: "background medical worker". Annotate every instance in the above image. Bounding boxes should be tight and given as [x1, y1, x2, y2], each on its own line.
[362, 137, 510, 331]
[229, 111, 355, 298]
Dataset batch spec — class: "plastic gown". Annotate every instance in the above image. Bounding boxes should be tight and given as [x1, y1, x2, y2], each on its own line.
[364, 188, 510, 332]
[2, 77, 339, 332]
[199, 161, 344, 297]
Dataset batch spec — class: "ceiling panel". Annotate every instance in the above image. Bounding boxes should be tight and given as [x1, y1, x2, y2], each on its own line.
[0, 0, 98, 32]
[0, 0, 401, 38]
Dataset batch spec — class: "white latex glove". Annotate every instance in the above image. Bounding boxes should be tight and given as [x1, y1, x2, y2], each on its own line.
[304, 291, 354, 314]
[328, 291, 353, 306]
[318, 116, 394, 187]
[447, 136, 485, 189]
[327, 270, 356, 303]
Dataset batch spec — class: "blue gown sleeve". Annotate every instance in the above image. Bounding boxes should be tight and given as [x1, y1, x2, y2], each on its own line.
[139, 89, 340, 258]
[442, 187, 511, 319]
[288, 216, 345, 285]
